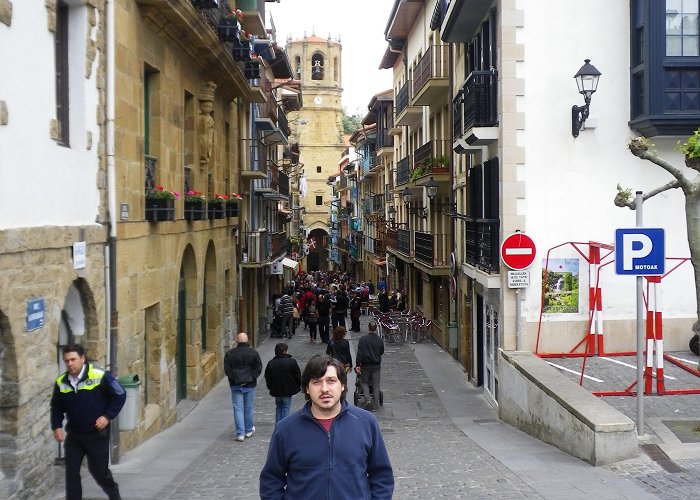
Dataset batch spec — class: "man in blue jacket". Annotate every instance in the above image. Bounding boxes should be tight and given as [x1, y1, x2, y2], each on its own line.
[51, 344, 126, 500]
[260, 355, 394, 499]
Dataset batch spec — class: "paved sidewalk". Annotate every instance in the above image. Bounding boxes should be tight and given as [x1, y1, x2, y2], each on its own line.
[53, 314, 696, 499]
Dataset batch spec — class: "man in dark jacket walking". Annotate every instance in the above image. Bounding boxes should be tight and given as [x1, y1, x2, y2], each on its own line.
[355, 321, 385, 411]
[264, 343, 301, 424]
[51, 344, 126, 500]
[224, 332, 262, 442]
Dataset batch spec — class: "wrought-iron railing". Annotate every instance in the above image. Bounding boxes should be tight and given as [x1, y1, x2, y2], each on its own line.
[413, 44, 449, 96]
[414, 231, 449, 267]
[339, 174, 349, 191]
[270, 230, 287, 259]
[414, 140, 449, 169]
[278, 170, 289, 196]
[385, 228, 398, 252]
[396, 82, 409, 117]
[277, 107, 289, 142]
[372, 193, 384, 213]
[396, 156, 411, 186]
[373, 237, 386, 255]
[453, 70, 498, 137]
[464, 218, 500, 273]
[242, 230, 271, 264]
[378, 129, 393, 149]
[397, 228, 411, 255]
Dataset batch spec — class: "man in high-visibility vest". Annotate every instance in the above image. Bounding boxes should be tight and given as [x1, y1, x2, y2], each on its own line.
[51, 344, 126, 500]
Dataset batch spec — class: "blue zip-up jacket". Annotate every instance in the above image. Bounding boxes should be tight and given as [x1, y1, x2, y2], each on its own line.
[260, 400, 394, 499]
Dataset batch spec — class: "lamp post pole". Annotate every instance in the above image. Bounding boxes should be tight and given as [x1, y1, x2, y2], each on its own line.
[635, 191, 645, 436]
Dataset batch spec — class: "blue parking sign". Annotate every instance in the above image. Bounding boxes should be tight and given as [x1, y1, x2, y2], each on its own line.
[615, 228, 665, 275]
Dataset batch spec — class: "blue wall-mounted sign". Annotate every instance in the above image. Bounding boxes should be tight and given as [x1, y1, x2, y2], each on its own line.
[27, 298, 45, 332]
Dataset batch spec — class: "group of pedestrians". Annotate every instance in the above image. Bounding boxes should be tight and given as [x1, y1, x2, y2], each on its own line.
[49, 275, 394, 499]
[221, 317, 393, 498]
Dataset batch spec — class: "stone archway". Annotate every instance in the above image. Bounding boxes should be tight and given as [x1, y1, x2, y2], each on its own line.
[175, 245, 197, 402]
[307, 228, 329, 271]
[202, 241, 218, 353]
[0, 310, 18, 491]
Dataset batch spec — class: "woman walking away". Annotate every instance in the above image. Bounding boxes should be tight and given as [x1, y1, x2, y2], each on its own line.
[317, 293, 331, 344]
[307, 297, 319, 343]
[326, 326, 352, 375]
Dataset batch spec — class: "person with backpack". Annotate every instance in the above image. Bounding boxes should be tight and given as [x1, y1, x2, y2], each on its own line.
[306, 297, 319, 343]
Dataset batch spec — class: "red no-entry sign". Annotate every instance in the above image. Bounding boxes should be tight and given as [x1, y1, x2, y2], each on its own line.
[501, 233, 537, 270]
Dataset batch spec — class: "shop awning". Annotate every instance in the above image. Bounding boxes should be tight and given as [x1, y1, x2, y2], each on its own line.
[281, 258, 299, 271]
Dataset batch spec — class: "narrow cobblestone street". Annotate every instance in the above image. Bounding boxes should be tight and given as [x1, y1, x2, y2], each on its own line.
[62, 313, 700, 499]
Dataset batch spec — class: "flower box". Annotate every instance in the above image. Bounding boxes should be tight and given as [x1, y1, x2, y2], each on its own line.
[218, 18, 240, 42]
[244, 61, 261, 80]
[145, 198, 175, 222]
[208, 202, 225, 220]
[191, 0, 218, 9]
[185, 200, 206, 221]
[232, 40, 252, 61]
[226, 201, 240, 217]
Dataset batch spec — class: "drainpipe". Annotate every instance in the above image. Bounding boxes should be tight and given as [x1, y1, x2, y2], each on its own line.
[448, 42, 458, 339]
[105, 0, 120, 463]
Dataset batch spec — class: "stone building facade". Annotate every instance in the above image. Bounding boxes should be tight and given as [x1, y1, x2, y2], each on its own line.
[0, 0, 292, 497]
[286, 34, 345, 272]
[0, 1, 109, 498]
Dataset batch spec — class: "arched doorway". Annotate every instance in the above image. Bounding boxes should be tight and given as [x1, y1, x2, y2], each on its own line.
[177, 245, 197, 402]
[0, 310, 17, 488]
[307, 228, 329, 271]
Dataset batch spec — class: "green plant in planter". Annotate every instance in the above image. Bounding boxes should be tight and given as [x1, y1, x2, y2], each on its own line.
[409, 163, 429, 182]
[432, 154, 450, 169]
[148, 185, 180, 201]
[289, 234, 300, 245]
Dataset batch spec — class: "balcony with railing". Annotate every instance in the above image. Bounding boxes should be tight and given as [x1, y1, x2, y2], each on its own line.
[338, 174, 350, 192]
[395, 81, 422, 127]
[237, 0, 266, 37]
[412, 44, 450, 106]
[242, 141, 268, 179]
[385, 227, 398, 252]
[372, 193, 384, 213]
[453, 70, 498, 146]
[464, 219, 500, 274]
[270, 230, 288, 260]
[376, 130, 393, 156]
[397, 228, 411, 256]
[412, 140, 450, 184]
[440, 0, 492, 43]
[396, 156, 411, 186]
[373, 237, 386, 255]
[414, 231, 450, 271]
[242, 229, 270, 264]
[278, 170, 289, 196]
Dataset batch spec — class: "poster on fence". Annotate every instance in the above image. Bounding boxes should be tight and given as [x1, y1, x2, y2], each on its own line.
[542, 258, 580, 314]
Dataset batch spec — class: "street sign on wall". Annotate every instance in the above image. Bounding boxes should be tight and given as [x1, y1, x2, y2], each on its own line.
[501, 233, 537, 270]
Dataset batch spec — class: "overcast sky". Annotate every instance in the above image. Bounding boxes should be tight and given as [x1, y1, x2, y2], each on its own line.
[267, 0, 395, 117]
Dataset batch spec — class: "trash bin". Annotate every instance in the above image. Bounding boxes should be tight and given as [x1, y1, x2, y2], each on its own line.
[117, 374, 141, 431]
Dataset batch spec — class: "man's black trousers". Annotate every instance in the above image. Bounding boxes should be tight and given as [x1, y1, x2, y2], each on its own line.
[64, 429, 121, 500]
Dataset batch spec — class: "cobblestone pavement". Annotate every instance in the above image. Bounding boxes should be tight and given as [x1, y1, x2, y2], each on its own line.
[153, 317, 541, 499]
[57, 314, 700, 499]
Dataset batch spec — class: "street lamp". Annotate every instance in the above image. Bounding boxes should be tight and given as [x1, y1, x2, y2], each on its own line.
[571, 59, 601, 138]
[401, 177, 438, 219]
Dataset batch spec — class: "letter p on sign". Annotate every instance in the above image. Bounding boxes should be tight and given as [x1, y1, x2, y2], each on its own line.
[615, 228, 665, 276]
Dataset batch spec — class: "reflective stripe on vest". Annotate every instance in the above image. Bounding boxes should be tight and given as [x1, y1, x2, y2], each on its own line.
[56, 366, 105, 393]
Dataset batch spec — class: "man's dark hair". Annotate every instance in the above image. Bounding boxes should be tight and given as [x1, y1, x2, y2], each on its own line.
[302, 354, 347, 400]
[275, 343, 288, 355]
[62, 344, 86, 358]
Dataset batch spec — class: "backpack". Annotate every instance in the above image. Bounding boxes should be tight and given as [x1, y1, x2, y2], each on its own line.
[307, 304, 318, 323]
